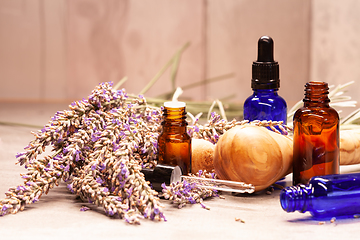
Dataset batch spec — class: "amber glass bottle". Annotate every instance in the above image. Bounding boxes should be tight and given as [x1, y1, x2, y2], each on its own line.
[158, 101, 191, 175]
[293, 82, 339, 185]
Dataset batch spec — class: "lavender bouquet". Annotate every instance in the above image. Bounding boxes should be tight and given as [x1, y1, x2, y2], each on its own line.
[1, 82, 166, 224]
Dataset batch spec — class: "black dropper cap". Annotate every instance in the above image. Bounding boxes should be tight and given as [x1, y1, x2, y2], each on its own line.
[251, 36, 280, 90]
[141, 164, 182, 192]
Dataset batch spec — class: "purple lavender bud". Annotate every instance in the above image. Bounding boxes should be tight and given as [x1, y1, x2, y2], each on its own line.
[124, 124, 131, 131]
[96, 177, 104, 184]
[26, 182, 34, 187]
[120, 167, 128, 176]
[16, 185, 27, 192]
[153, 206, 159, 215]
[151, 140, 158, 149]
[67, 183, 74, 193]
[126, 187, 133, 196]
[188, 197, 196, 204]
[141, 147, 147, 154]
[75, 153, 81, 162]
[159, 212, 167, 221]
[80, 206, 90, 212]
[15, 152, 26, 159]
[63, 147, 69, 154]
[113, 143, 120, 151]
[200, 202, 208, 209]
[99, 163, 106, 171]
[194, 125, 200, 133]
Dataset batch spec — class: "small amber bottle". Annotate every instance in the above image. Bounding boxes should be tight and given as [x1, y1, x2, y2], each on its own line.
[158, 101, 191, 175]
[293, 82, 339, 185]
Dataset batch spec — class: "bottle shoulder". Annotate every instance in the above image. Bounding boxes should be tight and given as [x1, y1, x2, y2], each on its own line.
[243, 92, 287, 123]
[244, 96, 287, 109]
[293, 106, 339, 131]
[159, 128, 191, 139]
[244, 93, 287, 107]
[294, 106, 339, 121]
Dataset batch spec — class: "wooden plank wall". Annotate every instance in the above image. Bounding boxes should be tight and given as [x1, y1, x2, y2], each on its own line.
[206, 0, 310, 105]
[5, 1, 358, 118]
[66, 0, 206, 101]
[311, 0, 360, 117]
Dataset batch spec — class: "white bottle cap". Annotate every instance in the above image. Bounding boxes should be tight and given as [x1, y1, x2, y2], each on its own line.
[164, 101, 186, 108]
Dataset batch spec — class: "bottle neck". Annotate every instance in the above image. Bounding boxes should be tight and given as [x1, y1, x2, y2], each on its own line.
[253, 88, 278, 96]
[162, 106, 188, 128]
[280, 185, 312, 213]
[303, 81, 330, 107]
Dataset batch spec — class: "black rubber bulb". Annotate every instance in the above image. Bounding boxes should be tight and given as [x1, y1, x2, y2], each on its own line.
[257, 36, 274, 63]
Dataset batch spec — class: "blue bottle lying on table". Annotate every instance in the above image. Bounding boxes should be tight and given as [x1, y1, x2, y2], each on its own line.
[280, 173, 360, 219]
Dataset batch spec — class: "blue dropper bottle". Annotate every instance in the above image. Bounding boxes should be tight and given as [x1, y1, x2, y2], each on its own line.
[243, 36, 287, 123]
[280, 173, 360, 219]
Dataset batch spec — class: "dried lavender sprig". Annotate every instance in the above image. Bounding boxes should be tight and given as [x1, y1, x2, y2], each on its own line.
[1, 151, 67, 216]
[16, 82, 128, 167]
[162, 170, 218, 209]
[248, 120, 292, 135]
[188, 112, 291, 144]
[69, 151, 165, 222]
[67, 86, 164, 221]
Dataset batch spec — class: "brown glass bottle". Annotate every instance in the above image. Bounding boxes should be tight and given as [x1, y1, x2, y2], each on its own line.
[158, 102, 191, 175]
[293, 82, 339, 185]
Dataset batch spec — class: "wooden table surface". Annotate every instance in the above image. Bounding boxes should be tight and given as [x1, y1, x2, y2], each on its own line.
[0, 102, 359, 240]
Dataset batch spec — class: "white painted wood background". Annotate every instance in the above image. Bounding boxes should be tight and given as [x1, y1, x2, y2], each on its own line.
[0, 0, 358, 117]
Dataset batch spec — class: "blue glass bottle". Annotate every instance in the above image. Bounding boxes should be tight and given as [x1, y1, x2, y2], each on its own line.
[280, 173, 360, 219]
[244, 89, 287, 122]
[243, 36, 287, 124]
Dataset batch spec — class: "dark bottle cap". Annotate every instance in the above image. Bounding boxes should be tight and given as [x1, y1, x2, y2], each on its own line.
[251, 36, 280, 90]
[141, 164, 182, 192]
